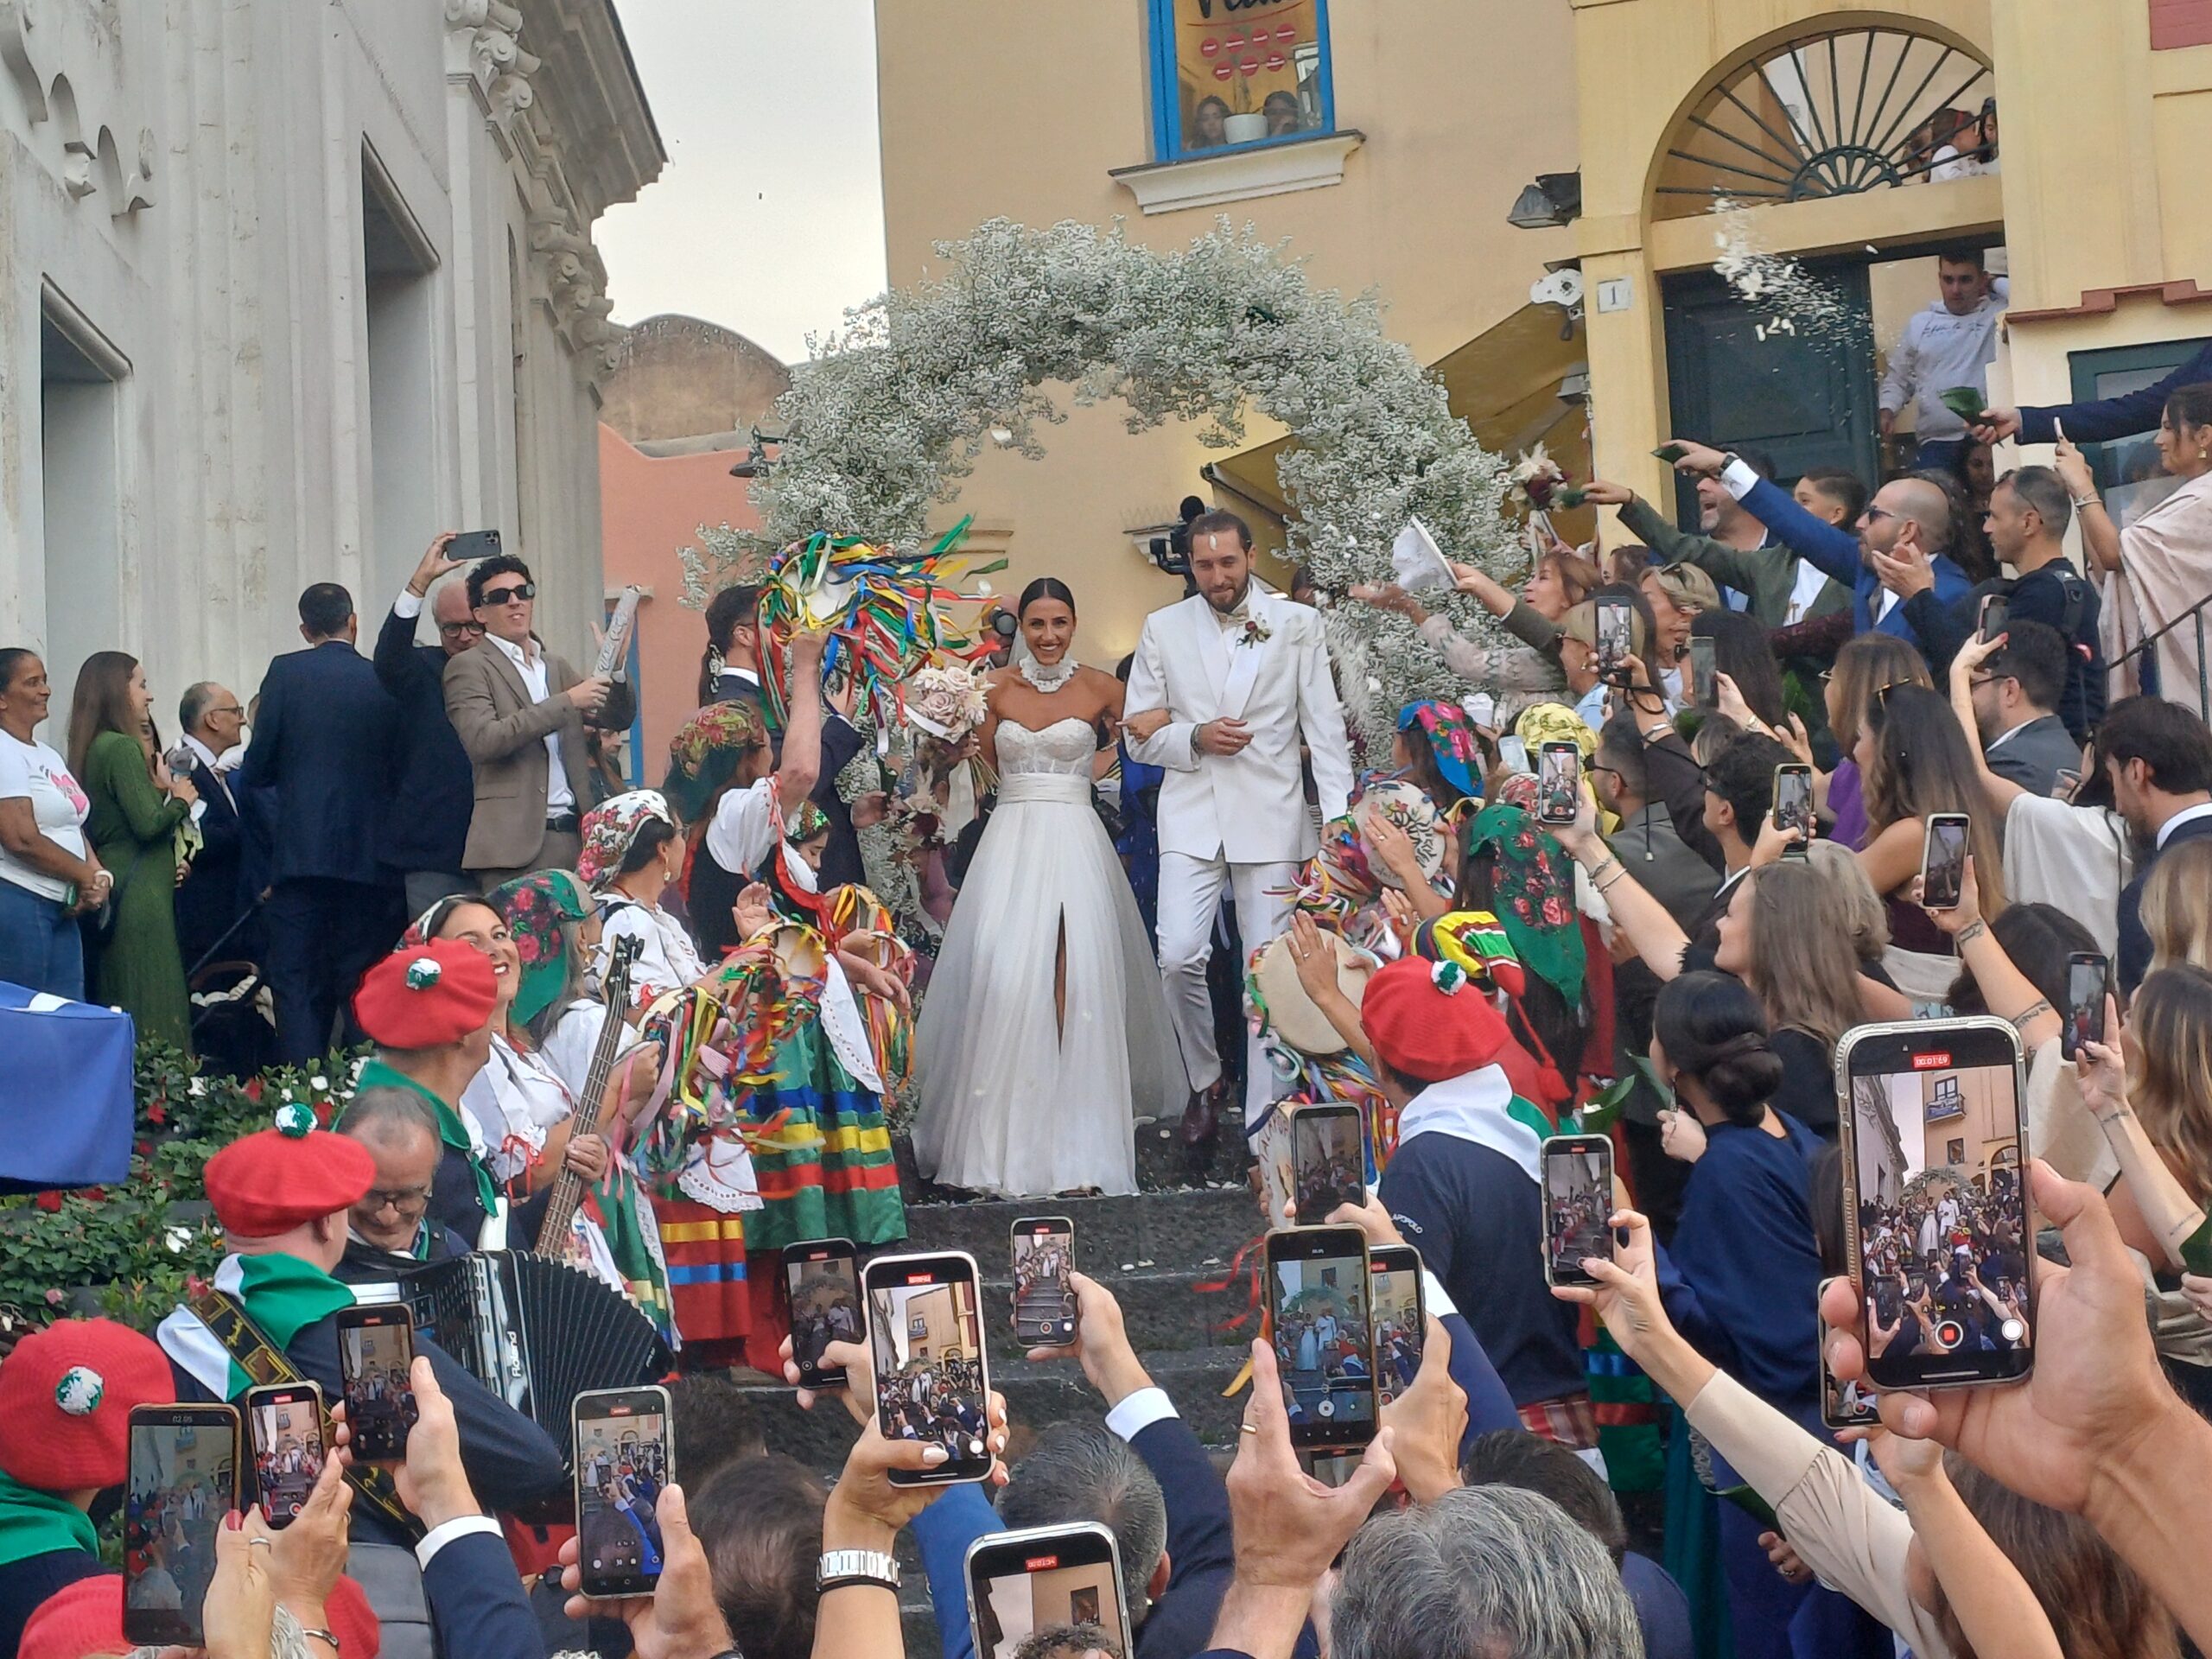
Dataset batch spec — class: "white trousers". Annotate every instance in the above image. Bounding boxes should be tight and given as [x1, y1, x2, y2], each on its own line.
[1155, 851, 1299, 1116]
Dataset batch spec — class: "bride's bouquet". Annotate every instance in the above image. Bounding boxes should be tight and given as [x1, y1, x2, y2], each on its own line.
[900, 660, 991, 741]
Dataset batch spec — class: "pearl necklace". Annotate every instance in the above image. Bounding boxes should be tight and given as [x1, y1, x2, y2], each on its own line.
[1017, 658, 1077, 694]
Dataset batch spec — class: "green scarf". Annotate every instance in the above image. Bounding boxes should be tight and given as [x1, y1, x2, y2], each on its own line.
[357, 1057, 497, 1217]
[0, 1470, 99, 1568]
[156, 1253, 360, 1401]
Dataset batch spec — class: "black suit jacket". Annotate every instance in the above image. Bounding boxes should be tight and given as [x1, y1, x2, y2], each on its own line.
[372, 606, 476, 875]
[423, 1527, 545, 1659]
[238, 641, 400, 888]
[169, 1308, 567, 1547]
[175, 756, 249, 968]
[2120, 810, 2212, 995]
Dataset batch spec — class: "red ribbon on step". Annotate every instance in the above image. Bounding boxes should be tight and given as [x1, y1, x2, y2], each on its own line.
[1193, 1232, 1268, 1336]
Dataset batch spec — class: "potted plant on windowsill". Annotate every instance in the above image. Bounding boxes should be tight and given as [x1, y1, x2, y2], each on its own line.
[1224, 111, 1269, 144]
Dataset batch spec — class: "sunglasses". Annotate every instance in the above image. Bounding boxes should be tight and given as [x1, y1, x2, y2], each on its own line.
[480, 582, 536, 607]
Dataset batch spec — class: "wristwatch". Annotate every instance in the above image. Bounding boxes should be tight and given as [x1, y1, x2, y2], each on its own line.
[816, 1548, 899, 1595]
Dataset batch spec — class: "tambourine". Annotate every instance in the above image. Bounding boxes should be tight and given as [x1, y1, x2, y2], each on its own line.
[1356, 779, 1446, 891]
[1251, 929, 1376, 1057]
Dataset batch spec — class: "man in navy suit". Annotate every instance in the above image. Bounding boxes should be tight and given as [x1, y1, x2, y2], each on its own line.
[2107, 696, 2212, 995]
[375, 532, 484, 915]
[238, 583, 404, 1061]
[173, 680, 253, 969]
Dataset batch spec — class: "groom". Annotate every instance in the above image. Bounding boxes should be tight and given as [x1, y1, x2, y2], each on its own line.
[1125, 511, 1354, 1146]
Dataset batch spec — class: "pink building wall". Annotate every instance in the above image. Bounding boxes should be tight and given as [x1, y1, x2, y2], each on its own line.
[599, 423, 760, 783]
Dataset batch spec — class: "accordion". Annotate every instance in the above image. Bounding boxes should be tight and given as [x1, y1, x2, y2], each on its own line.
[400, 1250, 671, 1465]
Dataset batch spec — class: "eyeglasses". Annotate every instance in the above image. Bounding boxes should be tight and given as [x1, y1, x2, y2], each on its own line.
[439, 620, 487, 638]
[209, 704, 245, 717]
[1861, 505, 1898, 524]
[363, 1186, 432, 1216]
[479, 582, 536, 607]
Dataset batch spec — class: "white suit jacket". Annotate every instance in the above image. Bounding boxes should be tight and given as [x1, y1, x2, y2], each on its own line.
[1124, 588, 1354, 864]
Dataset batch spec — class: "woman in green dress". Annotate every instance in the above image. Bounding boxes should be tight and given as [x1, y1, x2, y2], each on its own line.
[67, 651, 195, 1048]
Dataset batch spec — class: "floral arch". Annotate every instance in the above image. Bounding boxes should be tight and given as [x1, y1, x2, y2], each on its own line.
[686, 217, 1521, 738]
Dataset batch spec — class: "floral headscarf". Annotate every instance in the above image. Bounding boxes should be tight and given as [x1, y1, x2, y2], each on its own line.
[1514, 701, 1598, 759]
[1463, 797, 1586, 1007]
[662, 702, 766, 824]
[579, 789, 677, 891]
[786, 799, 832, 843]
[489, 869, 593, 1027]
[1397, 699, 1482, 803]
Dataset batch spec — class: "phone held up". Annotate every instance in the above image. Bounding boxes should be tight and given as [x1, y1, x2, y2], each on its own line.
[124, 1402, 239, 1647]
[965, 1522, 1131, 1659]
[334, 1303, 418, 1462]
[1979, 594, 2010, 644]
[786, 1236, 861, 1390]
[2062, 952, 2110, 1061]
[1542, 1134, 1615, 1287]
[1011, 1216, 1079, 1346]
[244, 1382, 326, 1529]
[573, 1385, 674, 1600]
[447, 528, 502, 564]
[1771, 764, 1815, 857]
[1265, 1224, 1378, 1451]
[1290, 1102, 1366, 1224]
[1594, 596, 1634, 680]
[1367, 1243, 1427, 1407]
[1538, 740, 1581, 826]
[1688, 634, 1719, 708]
[863, 1250, 995, 1485]
[1836, 1017, 2035, 1392]
[1919, 812, 1971, 911]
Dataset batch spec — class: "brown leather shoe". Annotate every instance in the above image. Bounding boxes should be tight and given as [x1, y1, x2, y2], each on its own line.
[1180, 1080, 1223, 1147]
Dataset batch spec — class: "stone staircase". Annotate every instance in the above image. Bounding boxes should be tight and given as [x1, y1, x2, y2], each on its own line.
[728, 1113, 1261, 1656]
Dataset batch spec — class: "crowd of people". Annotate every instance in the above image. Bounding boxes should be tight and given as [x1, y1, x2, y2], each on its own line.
[9, 233, 2212, 1658]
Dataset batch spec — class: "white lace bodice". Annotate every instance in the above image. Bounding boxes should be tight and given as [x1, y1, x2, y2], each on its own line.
[994, 716, 1096, 779]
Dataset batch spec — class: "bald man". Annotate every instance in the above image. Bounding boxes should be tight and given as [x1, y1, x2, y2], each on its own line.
[377, 532, 488, 912]
[1663, 443, 1970, 654]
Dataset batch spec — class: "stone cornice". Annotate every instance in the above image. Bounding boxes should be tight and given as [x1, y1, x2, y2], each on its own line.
[2, 0, 158, 216]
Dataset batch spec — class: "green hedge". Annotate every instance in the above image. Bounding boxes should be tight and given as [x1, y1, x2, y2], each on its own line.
[0, 1042, 363, 1332]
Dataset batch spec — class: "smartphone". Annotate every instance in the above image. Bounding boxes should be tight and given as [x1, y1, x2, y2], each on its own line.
[785, 1237, 861, 1390]
[1919, 813, 1970, 911]
[1979, 594, 2009, 644]
[1265, 1225, 1377, 1450]
[1300, 1447, 1365, 1487]
[574, 1385, 673, 1600]
[964, 1522, 1130, 1659]
[1291, 1103, 1366, 1224]
[864, 1250, 994, 1485]
[1837, 1017, 2034, 1390]
[1542, 1134, 1615, 1287]
[1688, 634, 1718, 707]
[2062, 952, 2109, 1062]
[1819, 1332, 1880, 1430]
[1772, 763, 1815, 855]
[1368, 1243, 1426, 1407]
[124, 1403, 239, 1647]
[1594, 596, 1634, 678]
[448, 528, 502, 563]
[1653, 442, 1690, 464]
[244, 1383, 325, 1529]
[1497, 734, 1532, 776]
[334, 1304, 418, 1462]
[1011, 1217, 1078, 1346]
[2052, 767, 2082, 802]
[1538, 740, 1581, 825]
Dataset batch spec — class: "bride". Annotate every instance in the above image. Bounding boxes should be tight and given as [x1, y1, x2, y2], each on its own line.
[913, 577, 1182, 1196]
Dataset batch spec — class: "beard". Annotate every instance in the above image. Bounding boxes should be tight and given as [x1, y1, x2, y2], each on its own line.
[1205, 576, 1252, 616]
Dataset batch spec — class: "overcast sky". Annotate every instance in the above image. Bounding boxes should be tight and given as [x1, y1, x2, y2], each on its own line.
[596, 0, 887, 365]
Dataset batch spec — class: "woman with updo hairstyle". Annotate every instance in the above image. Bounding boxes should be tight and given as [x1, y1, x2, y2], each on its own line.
[1646, 969, 1836, 1651]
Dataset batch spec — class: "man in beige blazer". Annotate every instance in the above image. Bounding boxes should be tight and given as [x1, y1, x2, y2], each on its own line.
[442, 553, 634, 887]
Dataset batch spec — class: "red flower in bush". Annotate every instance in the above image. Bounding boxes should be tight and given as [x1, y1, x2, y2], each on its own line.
[33, 1191, 61, 1213]
[245, 1076, 264, 1103]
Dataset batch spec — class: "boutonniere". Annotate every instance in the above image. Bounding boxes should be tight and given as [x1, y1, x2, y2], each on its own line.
[1237, 615, 1274, 650]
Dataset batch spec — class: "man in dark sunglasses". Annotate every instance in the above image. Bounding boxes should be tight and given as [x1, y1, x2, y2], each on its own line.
[443, 551, 634, 886]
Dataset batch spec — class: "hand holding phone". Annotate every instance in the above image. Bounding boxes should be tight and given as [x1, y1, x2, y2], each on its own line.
[1538, 741, 1581, 826]
[1011, 1217, 1079, 1346]
[1291, 1104, 1366, 1226]
[2062, 953, 2109, 1062]
[786, 1238, 861, 1390]
[245, 1383, 327, 1529]
[1367, 1244, 1427, 1407]
[1266, 1225, 1378, 1449]
[125, 1404, 240, 1646]
[1542, 1135, 1615, 1287]
[574, 1386, 674, 1599]
[864, 1251, 995, 1485]
[1688, 635, 1718, 707]
[1919, 814, 1970, 911]
[335, 1305, 417, 1462]
[1771, 764, 1815, 855]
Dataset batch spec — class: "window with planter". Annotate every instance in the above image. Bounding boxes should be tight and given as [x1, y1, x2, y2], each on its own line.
[1147, 0, 1335, 162]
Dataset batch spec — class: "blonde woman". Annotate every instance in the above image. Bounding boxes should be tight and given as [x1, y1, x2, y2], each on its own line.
[2145, 840, 2212, 976]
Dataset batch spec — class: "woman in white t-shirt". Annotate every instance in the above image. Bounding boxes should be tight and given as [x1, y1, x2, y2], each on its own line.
[0, 648, 109, 998]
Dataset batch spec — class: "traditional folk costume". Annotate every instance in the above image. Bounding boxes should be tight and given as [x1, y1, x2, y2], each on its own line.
[484, 872, 672, 1338]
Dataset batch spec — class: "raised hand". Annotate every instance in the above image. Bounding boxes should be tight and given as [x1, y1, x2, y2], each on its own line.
[407, 531, 466, 597]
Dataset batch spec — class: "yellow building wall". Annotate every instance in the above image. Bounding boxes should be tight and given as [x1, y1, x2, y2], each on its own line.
[873, 0, 1581, 666]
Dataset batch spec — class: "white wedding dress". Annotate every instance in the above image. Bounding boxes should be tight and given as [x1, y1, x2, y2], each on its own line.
[913, 716, 1182, 1197]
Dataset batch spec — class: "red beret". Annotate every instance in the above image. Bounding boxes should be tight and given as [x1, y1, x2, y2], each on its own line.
[205, 1107, 376, 1237]
[1361, 956, 1511, 1084]
[0, 1319, 175, 1492]
[353, 938, 497, 1050]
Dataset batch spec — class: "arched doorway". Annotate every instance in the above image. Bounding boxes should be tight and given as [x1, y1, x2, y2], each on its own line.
[1649, 19, 1999, 499]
